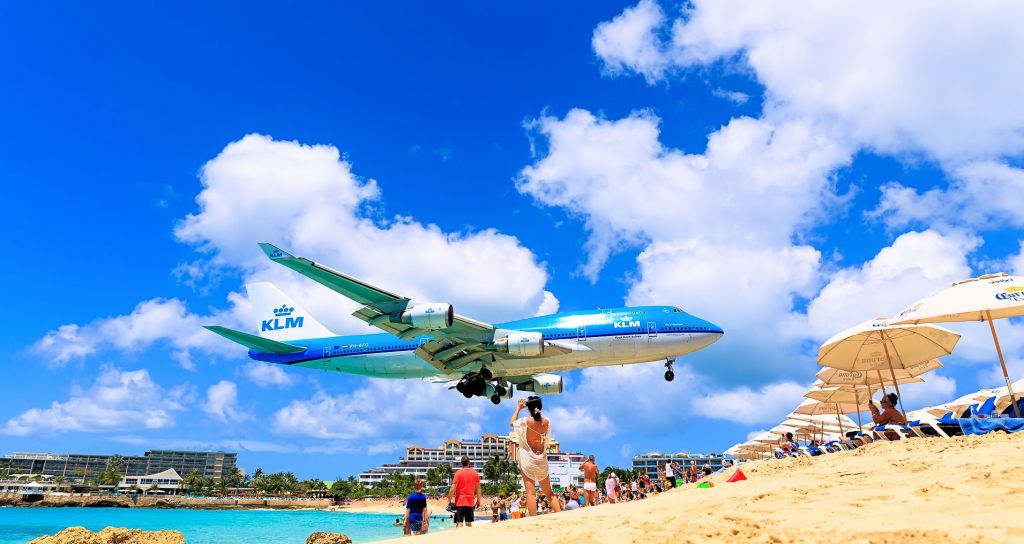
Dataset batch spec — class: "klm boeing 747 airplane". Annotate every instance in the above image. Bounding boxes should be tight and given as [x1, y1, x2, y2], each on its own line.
[206, 243, 724, 404]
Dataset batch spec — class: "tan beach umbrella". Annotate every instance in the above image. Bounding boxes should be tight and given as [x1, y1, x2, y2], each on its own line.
[805, 387, 873, 432]
[890, 273, 1024, 415]
[817, 319, 960, 419]
[816, 358, 941, 388]
[793, 398, 863, 435]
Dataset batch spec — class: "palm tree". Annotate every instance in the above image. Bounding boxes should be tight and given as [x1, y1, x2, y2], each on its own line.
[148, 483, 160, 495]
[435, 462, 453, 486]
[52, 476, 68, 493]
[183, 469, 203, 495]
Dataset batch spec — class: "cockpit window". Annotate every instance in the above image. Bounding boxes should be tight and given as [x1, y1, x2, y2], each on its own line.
[672, 307, 684, 313]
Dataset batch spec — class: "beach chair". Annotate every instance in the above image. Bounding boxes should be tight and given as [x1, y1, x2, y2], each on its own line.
[907, 417, 952, 438]
[872, 424, 915, 440]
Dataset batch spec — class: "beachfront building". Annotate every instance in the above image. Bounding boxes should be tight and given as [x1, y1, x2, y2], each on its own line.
[117, 468, 183, 495]
[1, 450, 238, 483]
[358, 433, 566, 486]
[632, 451, 728, 482]
[547, 453, 586, 489]
[0, 474, 61, 495]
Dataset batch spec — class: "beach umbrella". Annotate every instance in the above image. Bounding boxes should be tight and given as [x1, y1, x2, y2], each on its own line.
[817, 320, 960, 419]
[805, 387, 874, 432]
[794, 396, 864, 434]
[890, 273, 1024, 415]
[816, 358, 941, 388]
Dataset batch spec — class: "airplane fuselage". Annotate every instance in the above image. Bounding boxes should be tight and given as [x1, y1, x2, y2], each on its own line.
[251, 305, 723, 379]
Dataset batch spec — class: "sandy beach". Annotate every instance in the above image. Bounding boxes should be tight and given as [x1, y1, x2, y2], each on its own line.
[381, 431, 1024, 544]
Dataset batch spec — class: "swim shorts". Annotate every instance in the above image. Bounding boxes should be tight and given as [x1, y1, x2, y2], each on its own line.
[456, 506, 474, 523]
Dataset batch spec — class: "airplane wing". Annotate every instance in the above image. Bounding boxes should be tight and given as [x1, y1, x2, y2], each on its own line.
[259, 243, 503, 373]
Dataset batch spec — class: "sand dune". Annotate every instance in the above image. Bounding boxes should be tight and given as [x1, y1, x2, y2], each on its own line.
[384, 431, 1024, 543]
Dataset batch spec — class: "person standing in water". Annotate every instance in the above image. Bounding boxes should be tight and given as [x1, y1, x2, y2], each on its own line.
[404, 479, 429, 535]
[510, 396, 562, 517]
[446, 455, 481, 528]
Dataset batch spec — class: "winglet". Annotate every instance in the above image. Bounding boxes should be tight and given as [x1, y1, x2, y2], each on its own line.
[258, 242, 294, 261]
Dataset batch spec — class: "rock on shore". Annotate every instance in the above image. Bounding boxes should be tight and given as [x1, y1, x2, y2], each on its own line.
[28, 526, 185, 544]
[306, 532, 353, 544]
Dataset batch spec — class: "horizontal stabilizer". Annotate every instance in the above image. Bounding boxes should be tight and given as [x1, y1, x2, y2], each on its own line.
[204, 326, 307, 354]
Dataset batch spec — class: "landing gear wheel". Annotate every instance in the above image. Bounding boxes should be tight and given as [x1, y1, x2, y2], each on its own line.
[480, 367, 493, 381]
[462, 389, 474, 399]
[456, 381, 467, 394]
[665, 370, 675, 382]
[495, 385, 507, 397]
[490, 394, 501, 405]
[472, 379, 487, 396]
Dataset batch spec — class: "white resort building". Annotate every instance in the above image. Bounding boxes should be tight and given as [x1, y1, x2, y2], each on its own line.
[117, 468, 183, 494]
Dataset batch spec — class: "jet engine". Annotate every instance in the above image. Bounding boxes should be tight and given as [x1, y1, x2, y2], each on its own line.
[400, 303, 453, 330]
[516, 373, 563, 395]
[493, 331, 545, 357]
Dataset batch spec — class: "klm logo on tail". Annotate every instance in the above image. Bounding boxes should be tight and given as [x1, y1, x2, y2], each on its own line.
[262, 304, 304, 332]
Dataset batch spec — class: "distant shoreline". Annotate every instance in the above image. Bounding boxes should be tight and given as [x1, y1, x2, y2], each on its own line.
[0, 494, 334, 511]
[0, 495, 472, 516]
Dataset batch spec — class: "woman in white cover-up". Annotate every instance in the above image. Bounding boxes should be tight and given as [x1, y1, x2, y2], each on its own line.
[510, 395, 561, 517]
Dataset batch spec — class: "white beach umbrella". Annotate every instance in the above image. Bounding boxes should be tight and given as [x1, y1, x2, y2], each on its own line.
[805, 387, 874, 432]
[890, 273, 1024, 415]
[816, 359, 941, 389]
[817, 319, 960, 419]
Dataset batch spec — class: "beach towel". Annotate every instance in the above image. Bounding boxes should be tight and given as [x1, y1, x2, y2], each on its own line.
[958, 417, 1024, 435]
[512, 417, 551, 482]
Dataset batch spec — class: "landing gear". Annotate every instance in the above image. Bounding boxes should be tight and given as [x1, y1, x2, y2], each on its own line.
[456, 371, 509, 403]
[665, 359, 675, 382]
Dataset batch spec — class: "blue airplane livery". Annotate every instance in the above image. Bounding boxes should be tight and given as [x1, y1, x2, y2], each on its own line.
[206, 244, 724, 404]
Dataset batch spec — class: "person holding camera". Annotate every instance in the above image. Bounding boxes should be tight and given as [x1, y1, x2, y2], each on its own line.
[510, 395, 561, 517]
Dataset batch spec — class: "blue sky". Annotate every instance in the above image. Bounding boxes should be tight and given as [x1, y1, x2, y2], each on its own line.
[4, 1, 1024, 479]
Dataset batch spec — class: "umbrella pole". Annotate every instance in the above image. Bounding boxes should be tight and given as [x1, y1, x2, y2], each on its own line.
[875, 370, 887, 394]
[834, 403, 845, 434]
[985, 310, 1021, 417]
[879, 331, 908, 421]
[855, 398, 863, 433]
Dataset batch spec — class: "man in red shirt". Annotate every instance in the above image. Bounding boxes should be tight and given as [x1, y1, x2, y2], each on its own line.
[446, 455, 482, 527]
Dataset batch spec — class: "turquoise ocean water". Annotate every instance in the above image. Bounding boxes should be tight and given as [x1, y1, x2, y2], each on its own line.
[0, 507, 451, 543]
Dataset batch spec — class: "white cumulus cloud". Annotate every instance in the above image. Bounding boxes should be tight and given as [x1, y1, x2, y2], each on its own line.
[596, 0, 1024, 163]
[3, 366, 193, 436]
[241, 362, 297, 388]
[689, 381, 809, 425]
[203, 380, 251, 423]
[271, 379, 487, 454]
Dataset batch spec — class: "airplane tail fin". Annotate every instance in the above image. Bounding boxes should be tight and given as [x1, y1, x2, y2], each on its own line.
[204, 326, 307, 354]
[245, 282, 335, 341]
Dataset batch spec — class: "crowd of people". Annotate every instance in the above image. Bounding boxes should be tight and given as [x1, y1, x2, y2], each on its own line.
[397, 395, 732, 536]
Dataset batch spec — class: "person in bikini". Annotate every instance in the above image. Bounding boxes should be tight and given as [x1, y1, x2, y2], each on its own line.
[510, 395, 562, 517]
[580, 454, 599, 507]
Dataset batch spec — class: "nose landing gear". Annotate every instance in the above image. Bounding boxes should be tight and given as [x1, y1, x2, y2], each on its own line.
[664, 359, 675, 382]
